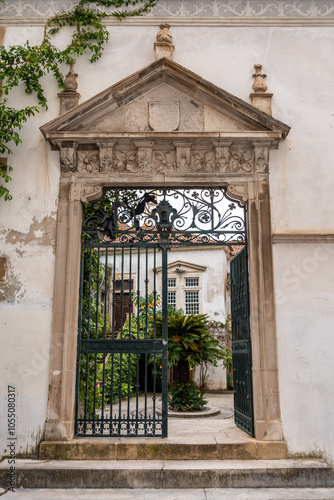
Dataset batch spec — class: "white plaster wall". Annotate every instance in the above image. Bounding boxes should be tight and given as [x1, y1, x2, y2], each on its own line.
[273, 244, 334, 464]
[193, 362, 227, 391]
[0, 27, 60, 458]
[1, 23, 334, 463]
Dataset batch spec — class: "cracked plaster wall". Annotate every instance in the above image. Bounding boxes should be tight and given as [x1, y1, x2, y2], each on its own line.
[0, 23, 334, 463]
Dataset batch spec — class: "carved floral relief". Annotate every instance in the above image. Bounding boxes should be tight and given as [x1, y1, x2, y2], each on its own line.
[230, 149, 253, 173]
[77, 151, 99, 173]
[153, 151, 176, 173]
[191, 151, 215, 172]
[59, 142, 272, 178]
[113, 151, 137, 173]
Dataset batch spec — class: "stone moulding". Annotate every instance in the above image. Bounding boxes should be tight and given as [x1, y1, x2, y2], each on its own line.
[2, 16, 334, 27]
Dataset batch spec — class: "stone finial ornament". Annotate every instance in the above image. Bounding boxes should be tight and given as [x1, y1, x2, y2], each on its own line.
[64, 64, 78, 92]
[58, 63, 80, 115]
[250, 64, 273, 116]
[154, 23, 175, 61]
[252, 64, 268, 93]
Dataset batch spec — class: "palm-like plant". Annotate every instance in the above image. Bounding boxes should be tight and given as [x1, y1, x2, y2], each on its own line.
[152, 310, 226, 384]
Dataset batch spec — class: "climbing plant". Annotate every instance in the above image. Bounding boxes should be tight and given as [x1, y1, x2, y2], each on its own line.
[0, 0, 158, 200]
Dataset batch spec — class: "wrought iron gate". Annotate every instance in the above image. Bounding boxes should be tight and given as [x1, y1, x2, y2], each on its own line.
[230, 246, 254, 436]
[75, 188, 249, 437]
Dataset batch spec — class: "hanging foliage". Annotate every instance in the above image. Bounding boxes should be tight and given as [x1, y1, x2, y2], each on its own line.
[0, 0, 158, 200]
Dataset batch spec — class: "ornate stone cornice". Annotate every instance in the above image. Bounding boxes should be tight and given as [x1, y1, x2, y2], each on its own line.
[57, 137, 274, 178]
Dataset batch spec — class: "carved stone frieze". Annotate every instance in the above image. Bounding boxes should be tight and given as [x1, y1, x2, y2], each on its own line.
[134, 141, 154, 174]
[113, 150, 137, 173]
[213, 141, 231, 173]
[254, 146, 269, 173]
[98, 142, 115, 173]
[191, 150, 215, 172]
[174, 142, 191, 172]
[77, 151, 99, 173]
[153, 150, 176, 173]
[59, 145, 77, 172]
[230, 149, 254, 173]
[58, 140, 273, 177]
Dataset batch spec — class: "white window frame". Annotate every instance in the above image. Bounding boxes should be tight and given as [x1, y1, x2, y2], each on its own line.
[166, 272, 203, 314]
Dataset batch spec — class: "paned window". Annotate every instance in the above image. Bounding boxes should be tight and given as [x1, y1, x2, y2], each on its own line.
[184, 277, 199, 287]
[185, 290, 200, 314]
[167, 290, 177, 307]
[167, 278, 176, 288]
[162, 270, 202, 314]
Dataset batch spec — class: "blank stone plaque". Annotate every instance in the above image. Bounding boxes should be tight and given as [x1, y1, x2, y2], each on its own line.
[149, 101, 180, 131]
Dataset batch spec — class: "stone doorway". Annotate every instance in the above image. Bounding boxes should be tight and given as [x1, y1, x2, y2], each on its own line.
[40, 56, 289, 444]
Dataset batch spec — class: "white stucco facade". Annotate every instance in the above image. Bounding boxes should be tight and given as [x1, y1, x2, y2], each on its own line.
[1, 0, 334, 464]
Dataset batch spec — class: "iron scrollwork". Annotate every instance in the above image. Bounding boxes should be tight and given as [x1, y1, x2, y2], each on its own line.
[83, 188, 247, 246]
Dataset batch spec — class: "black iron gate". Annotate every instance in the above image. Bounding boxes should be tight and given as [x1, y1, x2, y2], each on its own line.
[75, 241, 169, 437]
[230, 246, 254, 436]
[75, 188, 249, 438]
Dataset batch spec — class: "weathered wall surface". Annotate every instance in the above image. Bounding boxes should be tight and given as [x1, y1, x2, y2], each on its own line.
[0, 26, 60, 458]
[1, 4, 334, 463]
[273, 243, 334, 464]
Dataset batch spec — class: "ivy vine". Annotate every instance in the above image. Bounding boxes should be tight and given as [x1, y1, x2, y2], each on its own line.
[0, 0, 158, 200]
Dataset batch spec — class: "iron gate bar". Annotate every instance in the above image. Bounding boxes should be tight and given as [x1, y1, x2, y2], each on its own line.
[230, 246, 254, 437]
[76, 188, 249, 438]
[80, 339, 163, 353]
[161, 246, 168, 438]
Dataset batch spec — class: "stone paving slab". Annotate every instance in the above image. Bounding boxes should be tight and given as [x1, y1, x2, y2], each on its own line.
[1, 488, 334, 499]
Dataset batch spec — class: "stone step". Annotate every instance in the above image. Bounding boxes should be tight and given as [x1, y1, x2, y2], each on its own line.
[39, 439, 288, 461]
[0, 459, 332, 489]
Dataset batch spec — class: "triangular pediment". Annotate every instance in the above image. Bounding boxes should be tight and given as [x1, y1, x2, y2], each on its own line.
[156, 260, 207, 275]
[40, 58, 290, 139]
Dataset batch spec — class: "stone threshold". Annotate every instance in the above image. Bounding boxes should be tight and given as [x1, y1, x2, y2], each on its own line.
[39, 439, 288, 461]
